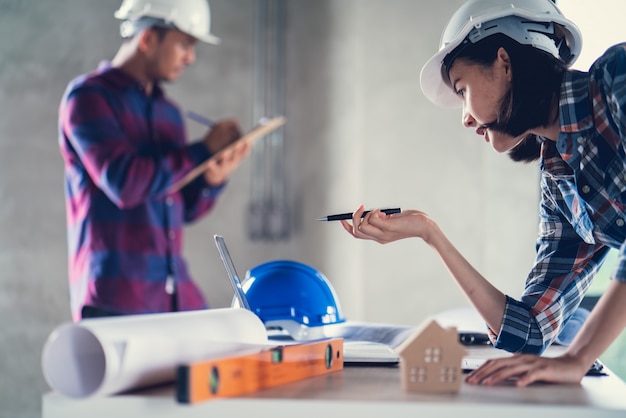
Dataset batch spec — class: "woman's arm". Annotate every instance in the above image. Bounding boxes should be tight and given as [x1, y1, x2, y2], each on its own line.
[340, 205, 507, 334]
[341, 200, 607, 354]
[466, 278, 626, 386]
[426, 219, 508, 335]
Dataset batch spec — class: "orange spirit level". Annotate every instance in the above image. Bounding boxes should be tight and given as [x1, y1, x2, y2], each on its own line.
[176, 338, 343, 404]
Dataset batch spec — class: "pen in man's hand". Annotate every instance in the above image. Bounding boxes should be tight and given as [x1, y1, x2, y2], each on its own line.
[186, 110, 214, 128]
[316, 208, 401, 221]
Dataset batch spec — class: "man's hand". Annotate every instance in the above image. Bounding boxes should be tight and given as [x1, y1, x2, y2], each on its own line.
[200, 118, 251, 186]
[203, 118, 241, 154]
[203, 139, 251, 186]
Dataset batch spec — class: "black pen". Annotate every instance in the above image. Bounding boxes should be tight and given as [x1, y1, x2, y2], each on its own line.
[316, 208, 401, 221]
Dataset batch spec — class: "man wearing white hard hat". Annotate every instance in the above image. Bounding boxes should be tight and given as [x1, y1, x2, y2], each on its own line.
[340, 0, 626, 386]
[58, 0, 251, 321]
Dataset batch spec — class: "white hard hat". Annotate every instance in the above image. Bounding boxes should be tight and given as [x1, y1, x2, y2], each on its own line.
[114, 0, 221, 45]
[420, 0, 582, 108]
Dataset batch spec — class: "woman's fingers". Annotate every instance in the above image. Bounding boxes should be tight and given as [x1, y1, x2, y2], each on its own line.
[466, 354, 586, 387]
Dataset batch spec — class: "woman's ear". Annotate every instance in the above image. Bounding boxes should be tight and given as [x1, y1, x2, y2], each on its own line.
[496, 47, 512, 79]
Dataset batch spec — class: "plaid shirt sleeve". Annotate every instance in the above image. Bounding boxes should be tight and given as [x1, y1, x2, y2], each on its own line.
[180, 174, 226, 222]
[492, 182, 610, 354]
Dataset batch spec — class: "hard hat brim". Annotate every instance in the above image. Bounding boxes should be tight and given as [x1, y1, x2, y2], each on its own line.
[420, 47, 461, 109]
[195, 32, 221, 45]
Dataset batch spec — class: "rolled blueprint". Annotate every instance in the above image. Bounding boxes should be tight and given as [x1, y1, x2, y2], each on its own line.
[41, 308, 270, 398]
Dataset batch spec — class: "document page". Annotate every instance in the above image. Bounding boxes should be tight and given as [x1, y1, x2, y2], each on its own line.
[321, 321, 416, 365]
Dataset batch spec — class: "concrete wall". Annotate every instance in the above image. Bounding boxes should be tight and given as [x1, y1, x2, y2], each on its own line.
[0, 1, 539, 416]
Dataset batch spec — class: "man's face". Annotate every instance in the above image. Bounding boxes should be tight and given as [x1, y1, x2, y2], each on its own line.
[145, 29, 197, 83]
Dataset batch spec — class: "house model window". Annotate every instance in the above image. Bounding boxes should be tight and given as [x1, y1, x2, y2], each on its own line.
[424, 346, 441, 363]
[409, 367, 426, 383]
[440, 366, 458, 383]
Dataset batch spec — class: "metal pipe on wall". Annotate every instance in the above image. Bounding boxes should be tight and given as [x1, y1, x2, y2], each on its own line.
[248, 0, 289, 241]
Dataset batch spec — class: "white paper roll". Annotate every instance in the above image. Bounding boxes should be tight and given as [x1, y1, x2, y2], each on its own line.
[41, 308, 270, 398]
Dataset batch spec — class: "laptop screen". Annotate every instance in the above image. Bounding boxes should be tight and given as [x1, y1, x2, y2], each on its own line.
[213, 234, 252, 311]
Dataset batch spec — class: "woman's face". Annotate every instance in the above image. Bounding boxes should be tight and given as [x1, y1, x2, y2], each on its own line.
[447, 48, 527, 153]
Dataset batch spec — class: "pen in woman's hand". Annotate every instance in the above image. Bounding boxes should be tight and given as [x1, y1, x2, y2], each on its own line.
[316, 208, 401, 221]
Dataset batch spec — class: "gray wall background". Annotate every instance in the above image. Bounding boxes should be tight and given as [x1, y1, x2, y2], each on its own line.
[0, 1, 539, 417]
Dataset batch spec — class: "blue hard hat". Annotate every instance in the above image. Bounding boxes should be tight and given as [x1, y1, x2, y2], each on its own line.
[238, 260, 345, 340]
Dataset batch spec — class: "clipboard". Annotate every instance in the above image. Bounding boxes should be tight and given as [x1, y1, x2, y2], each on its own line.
[169, 116, 286, 192]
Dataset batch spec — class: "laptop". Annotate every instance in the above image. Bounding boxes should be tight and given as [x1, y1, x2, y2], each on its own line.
[213, 234, 404, 365]
[214, 235, 251, 311]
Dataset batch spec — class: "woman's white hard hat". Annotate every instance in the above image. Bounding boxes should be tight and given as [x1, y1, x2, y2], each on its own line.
[420, 0, 582, 108]
[114, 0, 221, 45]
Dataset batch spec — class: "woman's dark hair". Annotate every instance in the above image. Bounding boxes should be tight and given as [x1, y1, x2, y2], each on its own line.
[446, 33, 567, 162]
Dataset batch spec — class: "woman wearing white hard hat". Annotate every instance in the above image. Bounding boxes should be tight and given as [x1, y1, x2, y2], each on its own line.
[341, 0, 626, 386]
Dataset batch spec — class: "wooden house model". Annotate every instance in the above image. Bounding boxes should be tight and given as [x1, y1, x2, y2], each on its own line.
[396, 318, 468, 394]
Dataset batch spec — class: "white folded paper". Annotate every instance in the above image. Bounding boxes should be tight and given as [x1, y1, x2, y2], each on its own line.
[41, 308, 271, 399]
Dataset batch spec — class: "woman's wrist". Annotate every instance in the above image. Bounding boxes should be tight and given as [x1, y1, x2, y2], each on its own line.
[421, 216, 443, 248]
[561, 350, 597, 377]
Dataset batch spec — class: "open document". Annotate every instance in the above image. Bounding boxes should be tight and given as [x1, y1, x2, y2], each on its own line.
[322, 321, 416, 365]
[319, 308, 492, 365]
[267, 321, 416, 365]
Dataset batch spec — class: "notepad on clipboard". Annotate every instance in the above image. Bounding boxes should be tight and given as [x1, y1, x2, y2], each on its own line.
[213, 234, 414, 366]
[170, 116, 286, 192]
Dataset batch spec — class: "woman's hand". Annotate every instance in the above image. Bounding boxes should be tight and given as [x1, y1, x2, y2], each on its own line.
[468, 279, 626, 387]
[466, 353, 589, 387]
[339, 204, 436, 244]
